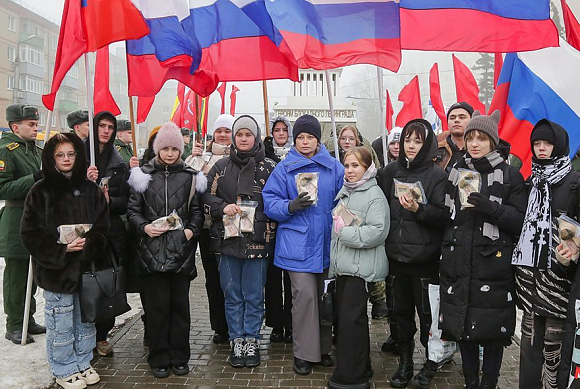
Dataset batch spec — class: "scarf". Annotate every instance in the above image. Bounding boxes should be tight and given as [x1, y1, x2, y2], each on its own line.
[512, 156, 572, 270]
[229, 142, 265, 198]
[445, 147, 506, 240]
[274, 144, 290, 160]
[211, 142, 230, 156]
[343, 162, 377, 191]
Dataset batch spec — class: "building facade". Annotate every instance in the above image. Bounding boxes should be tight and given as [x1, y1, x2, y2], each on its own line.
[0, 0, 87, 132]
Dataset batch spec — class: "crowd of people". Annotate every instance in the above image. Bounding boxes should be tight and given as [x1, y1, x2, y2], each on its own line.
[1, 100, 580, 389]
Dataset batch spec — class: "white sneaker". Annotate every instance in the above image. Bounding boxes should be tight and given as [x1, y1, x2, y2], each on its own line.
[55, 373, 87, 389]
[80, 368, 100, 385]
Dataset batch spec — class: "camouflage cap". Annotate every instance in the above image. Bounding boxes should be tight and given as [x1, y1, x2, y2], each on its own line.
[66, 110, 89, 129]
[6, 104, 40, 122]
[181, 127, 190, 136]
[117, 119, 132, 132]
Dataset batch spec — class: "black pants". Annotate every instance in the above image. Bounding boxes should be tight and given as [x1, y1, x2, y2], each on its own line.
[332, 276, 371, 384]
[519, 312, 565, 389]
[459, 339, 504, 381]
[386, 269, 437, 349]
[265, 258, 292, 331]
[140, 272, 191, 368]
[199, 229, 228, 335]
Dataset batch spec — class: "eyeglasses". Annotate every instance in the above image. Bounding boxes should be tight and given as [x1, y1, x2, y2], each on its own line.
[54, 152, 77, 160]
[340, 137, 356, 143]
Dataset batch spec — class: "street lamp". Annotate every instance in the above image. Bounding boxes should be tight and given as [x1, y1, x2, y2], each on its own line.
[12, 34, 38, 104]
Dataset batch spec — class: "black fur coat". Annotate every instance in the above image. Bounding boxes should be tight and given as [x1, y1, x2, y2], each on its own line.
[21, 133, 109, 294]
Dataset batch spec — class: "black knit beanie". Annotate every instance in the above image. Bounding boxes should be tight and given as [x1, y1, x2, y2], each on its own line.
[447, 102, 474, 120]
[293, 114, 321, 142]
[531, 119, 569, 159]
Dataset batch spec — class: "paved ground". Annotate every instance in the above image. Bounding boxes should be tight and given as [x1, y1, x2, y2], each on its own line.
[80, 266, 521, 389]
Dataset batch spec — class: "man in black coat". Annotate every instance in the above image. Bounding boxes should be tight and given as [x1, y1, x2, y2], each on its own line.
[86, 111, 130, 356]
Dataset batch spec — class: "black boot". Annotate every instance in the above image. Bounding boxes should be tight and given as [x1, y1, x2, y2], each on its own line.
[409, 360, 437, 389]
[371, 300, 389, 319]
[463, 373, 479, 389]
[479, 375, 497, 389]
[390, 342, 414, 388]
[382, 335, 399, 354]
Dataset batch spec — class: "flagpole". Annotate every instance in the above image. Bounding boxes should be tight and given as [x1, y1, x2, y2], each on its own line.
[324, 70, 339, 160]
[128, 96, 138, 158]
[84, 52, 96, 167]
[262, 81, 270, 137]
[377, 67, 388, 167]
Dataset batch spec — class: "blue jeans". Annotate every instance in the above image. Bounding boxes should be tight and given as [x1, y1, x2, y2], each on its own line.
[44, 291, 96, 379]
[218, 255, 268, 340]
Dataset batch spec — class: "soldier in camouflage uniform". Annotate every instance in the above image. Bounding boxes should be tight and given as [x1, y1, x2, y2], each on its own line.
[114, 119, 134, 165]
[0, 104, 46, 344]
[66, 109, 89, 140]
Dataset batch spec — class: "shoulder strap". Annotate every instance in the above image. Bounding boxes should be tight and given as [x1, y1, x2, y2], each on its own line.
[568, 174, 580, 220]
[187, 173, 196, 211]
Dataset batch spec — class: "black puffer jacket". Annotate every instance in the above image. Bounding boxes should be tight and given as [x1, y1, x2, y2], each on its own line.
[377, 119, 448, 265]
[127, 159, 204, 278]
[202, 144, 277, 259]
[85, 111, 130, 262]
[439, 141, 527, 343]
[21, 133, 109, 294]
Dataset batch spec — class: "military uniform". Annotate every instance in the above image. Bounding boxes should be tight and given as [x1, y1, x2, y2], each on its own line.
[66, 109, 89, 140]
[114, 138, 133, 165]
[181, 128, 193, 160]
[0, 105, 42, 339]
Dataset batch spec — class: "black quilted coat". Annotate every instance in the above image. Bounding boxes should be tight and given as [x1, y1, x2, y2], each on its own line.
[127, 159, 203, 278]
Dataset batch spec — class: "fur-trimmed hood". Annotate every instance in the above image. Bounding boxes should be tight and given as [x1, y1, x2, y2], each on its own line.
[41, 132, 88, 188]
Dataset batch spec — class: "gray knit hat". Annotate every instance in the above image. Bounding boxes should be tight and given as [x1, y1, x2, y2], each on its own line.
[464, 110, 500, 147]
[232, 115, 260, 140]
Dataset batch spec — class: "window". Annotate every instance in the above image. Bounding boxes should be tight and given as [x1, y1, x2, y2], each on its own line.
[51, 36, 57, 49]
[60, 115, 67, 128]
[8, 16, 16, 32]
[19, 45, 44, 67]
[162, 106, 169, 114]
[39, 112, 46, 126]
[51, 114, 56, 127]
[67, 63, 78, 79]
[7, 46, 15, 62]
[19, 75, 43, 94]
[7, 75, 14, 90]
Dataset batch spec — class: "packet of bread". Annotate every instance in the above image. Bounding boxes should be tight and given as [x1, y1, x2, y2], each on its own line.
[458, 169, 481, 209]
[296, 172, 319, 206]
[151, 210, 183, 231]
[57, 224, 91, 244]
[393, 179, 427, 204]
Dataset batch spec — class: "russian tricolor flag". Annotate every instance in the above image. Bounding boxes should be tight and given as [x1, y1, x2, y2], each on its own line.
[490, 39, 580, 177]
[265, 0, 402, 72]
[400, 0, 559, 52]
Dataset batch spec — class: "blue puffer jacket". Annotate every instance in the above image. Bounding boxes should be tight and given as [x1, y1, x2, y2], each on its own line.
[263, 146, 344, 273]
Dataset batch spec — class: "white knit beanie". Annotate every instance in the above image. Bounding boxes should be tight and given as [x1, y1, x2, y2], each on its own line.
[388, 127, 402, 145]
[211, 114, 235, 135]
[153, 122, 184, 155]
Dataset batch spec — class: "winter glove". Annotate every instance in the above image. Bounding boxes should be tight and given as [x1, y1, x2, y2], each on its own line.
[467, 192, 498, 216]
[288, 192, 314, 214]
[333, 215, 345, 234]
[33, 170, 43, 182]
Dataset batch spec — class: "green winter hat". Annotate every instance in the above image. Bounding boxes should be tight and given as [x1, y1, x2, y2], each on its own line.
[117, 119, 132, 132]
[6, 104, 39, 122]
[66, 110, 89, 129]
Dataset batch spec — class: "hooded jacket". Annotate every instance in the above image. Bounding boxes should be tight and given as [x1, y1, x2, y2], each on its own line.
[127, 159, 205, 277]
[439, 140, 527, 342]
[377, 119, 448, 267]
[325, 128, 382, 167]
[515, 120, 580, 321]
[21, 133, 109, 293]
[263, 145, 345, 273]
[86, 111, 130, 260]
[264, 117, 293, 163]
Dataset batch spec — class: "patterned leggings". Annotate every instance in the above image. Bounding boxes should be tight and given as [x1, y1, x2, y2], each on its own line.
[519, 312, 565, 389]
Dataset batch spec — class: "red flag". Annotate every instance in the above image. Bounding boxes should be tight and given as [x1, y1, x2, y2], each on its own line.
[137, 96, 155, 124]
[217, 82, 227, 114]
[395, 76, 422, 128]
[182, 90, 197, 131]
[93, 46, 120, 116]
[230, 85, 240, 116]
[452, 54, 486, 113]
[562, 0, 580, 50]
[82, 0, 148, 52]
[494, 53, 504, 89]
[429, 63, 447, 132]
[42, 0, 86, 110]
[386, 89, 394, 132]
[171, 83, 187, 127]
[200, 97, 210, 137]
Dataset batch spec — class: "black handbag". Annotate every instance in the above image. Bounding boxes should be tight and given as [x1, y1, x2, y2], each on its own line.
[79, 242, 131, 323]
